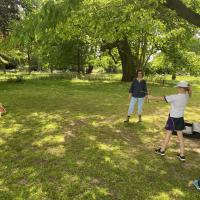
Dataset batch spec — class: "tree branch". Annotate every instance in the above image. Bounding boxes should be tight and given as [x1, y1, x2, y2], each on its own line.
[100, 41, 119, 52]
[108, 49, 118, 64]
[165, 0, 200, 27]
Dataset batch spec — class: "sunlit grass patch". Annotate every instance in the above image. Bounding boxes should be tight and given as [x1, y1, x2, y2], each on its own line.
[0, 76, 199, 199]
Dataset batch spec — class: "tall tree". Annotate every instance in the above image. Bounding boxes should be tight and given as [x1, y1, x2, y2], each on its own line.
[6, 0, 200, 81]
[0, 0, 20, 37]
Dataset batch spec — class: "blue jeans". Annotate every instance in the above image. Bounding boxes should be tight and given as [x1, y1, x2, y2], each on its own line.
[128, 97, 145, 116]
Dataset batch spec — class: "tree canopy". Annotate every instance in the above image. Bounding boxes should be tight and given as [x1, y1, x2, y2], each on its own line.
[0, 0, 200, 80]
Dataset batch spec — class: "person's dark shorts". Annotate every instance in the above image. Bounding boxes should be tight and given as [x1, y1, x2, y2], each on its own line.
[165, 116, 185, 131]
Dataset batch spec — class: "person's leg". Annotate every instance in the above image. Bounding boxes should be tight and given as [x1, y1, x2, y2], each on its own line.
[161, 130, 172, 151]
[155, 130, 172, 155]
[124, 97, 137, 122]
[137, 97, 145, 122]
[177, 131, 185, 156]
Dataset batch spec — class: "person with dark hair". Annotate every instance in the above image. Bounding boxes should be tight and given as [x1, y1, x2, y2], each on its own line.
[124, 69, 148, 123]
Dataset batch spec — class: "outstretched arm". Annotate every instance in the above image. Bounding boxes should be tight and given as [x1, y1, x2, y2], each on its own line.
[128, 81, 135, 100]
[148, 95, 166, 102]
[128, 93, 132, 101]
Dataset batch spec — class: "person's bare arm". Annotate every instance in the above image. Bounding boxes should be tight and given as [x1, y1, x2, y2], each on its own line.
[148, 95, 166, 101]
[128, 93, 132, 101]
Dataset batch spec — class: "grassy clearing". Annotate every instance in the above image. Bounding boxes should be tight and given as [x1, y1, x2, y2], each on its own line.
[0, 76, 200, 200]
[0, 72, 122, 82]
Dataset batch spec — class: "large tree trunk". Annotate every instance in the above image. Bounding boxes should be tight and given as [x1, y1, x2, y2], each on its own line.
[50, 67, 54, 74]
[3, 65, 6, 74]
[165, 0, 200, 27]
[117, 38, 137, 82]
[77, 46, 82, 74]
[101, 38, 137, 82]
[77, 45, 85, 74]
[27, 47, 32, 75]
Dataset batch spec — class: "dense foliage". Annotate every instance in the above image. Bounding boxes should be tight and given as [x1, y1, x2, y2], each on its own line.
[0, 0, 200, 80]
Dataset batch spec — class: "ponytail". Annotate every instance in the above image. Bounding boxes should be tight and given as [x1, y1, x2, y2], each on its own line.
[185, 84, 192, 97]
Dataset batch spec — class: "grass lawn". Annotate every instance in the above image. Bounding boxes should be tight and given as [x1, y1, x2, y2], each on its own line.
[0, 76, 200, 200]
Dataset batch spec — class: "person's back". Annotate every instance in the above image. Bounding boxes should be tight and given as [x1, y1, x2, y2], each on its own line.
[149, 81, 192, 162]
[165, 93, 189, 118]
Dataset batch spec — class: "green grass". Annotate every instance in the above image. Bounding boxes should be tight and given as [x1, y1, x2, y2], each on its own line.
[0, 77, 200, 200]
[0, 72, 122, 82]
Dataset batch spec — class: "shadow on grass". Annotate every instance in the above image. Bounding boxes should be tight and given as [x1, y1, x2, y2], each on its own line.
[0, 80, 200, 200]
[1, 115, 200, 199]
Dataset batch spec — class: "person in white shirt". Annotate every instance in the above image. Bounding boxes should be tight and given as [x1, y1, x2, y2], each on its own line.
[148, 81, 192, 161]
